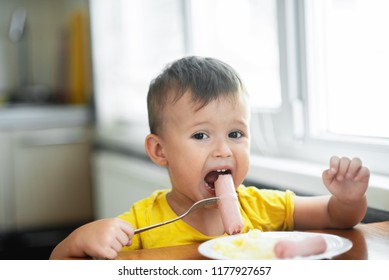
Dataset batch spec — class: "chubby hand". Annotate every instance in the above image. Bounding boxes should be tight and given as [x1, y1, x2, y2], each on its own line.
[74, 218, 134, 259]
[322, 156, 370, 203]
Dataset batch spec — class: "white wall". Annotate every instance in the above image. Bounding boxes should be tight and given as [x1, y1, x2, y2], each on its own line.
[93, 151, 171, 219]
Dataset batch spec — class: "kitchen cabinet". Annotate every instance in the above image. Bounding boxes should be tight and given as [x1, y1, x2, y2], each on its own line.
[93, 151, 170, 219]
[0, 131, 12, 230]
[0, 106, 93, 232]
[11, 127, 93, 229]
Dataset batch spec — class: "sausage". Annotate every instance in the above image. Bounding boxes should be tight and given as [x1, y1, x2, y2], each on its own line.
[274, 235, 327, 258]
[214, 174, 244, 235]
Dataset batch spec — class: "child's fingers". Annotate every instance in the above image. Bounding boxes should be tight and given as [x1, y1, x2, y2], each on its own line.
[345, 157, 362, 179]
[116, 218, 135, 236]
[329, 156, 340, 174]
[104, 247, 120, 260]
[92, 245, 119, 260]
[355, 166, 370, 183]
[322, 168, 335, 185]
[337, 157, 352, 180]
[116, 218, 134, 245]
[322, 156, 339, 185]
[111, 238, 125, 253]
[116, 229, 131, 247]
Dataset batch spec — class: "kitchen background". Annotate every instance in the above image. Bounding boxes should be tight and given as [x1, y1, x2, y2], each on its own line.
[0, 0, 94, 259]
[1, 0, 388, 259]
[0, 0, 174, 259]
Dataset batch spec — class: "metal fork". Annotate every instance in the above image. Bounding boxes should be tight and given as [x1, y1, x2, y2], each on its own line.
[134, 197, 220, 234]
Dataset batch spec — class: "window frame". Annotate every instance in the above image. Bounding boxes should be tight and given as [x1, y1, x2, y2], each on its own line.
[250, 0, 389, 177]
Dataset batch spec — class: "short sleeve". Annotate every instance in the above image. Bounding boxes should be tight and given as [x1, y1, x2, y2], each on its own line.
[237, 186, 295, 232]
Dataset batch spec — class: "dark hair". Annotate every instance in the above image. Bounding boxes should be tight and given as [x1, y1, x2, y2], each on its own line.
[147, 56, 247, 134]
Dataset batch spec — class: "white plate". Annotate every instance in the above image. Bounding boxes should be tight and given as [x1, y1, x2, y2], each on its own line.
[198, 231, 352, 260]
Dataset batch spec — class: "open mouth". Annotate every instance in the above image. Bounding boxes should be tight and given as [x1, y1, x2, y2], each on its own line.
[204, 169, 232, 189]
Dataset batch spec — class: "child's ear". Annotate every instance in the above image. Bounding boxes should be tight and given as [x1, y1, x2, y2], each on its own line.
[144, 134, 168, 166]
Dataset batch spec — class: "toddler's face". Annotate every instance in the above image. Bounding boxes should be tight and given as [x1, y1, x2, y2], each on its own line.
[158, 91, 250, 203]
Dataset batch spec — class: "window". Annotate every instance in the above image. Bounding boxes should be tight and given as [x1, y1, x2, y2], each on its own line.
[90, 0, 185, 124]
[90, 0, 282, 127]
[305, 0, 389, 140]
[260, 0, 389, 178]
[189, 0, 281, 109]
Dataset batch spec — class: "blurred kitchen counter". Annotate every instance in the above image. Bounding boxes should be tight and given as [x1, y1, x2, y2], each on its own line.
[0, 105, 92, 130]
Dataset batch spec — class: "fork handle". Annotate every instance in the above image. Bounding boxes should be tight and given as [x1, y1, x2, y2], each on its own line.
[134, 216, 182, 234]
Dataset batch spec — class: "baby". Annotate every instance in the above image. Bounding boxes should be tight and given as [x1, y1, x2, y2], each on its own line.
[50, 56, 369, 259]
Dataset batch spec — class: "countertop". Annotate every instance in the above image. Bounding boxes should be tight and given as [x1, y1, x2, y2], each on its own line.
[0, 105, 92, 130]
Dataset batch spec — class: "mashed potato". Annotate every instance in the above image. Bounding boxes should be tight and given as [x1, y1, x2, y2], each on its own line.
[213, 229, 277, 259]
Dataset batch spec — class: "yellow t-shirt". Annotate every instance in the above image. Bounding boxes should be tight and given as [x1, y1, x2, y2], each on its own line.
[118, 185, 295, 251]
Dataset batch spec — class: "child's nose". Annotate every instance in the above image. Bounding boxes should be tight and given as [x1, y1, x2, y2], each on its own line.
[212, 139, 232, 158]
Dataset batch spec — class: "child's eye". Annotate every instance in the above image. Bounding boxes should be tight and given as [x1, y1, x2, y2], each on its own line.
[229, 131, 243, 138]
[192, 132, 209, 140]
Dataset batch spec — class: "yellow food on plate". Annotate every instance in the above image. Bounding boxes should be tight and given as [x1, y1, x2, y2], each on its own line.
[212, 229, 277, 259]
